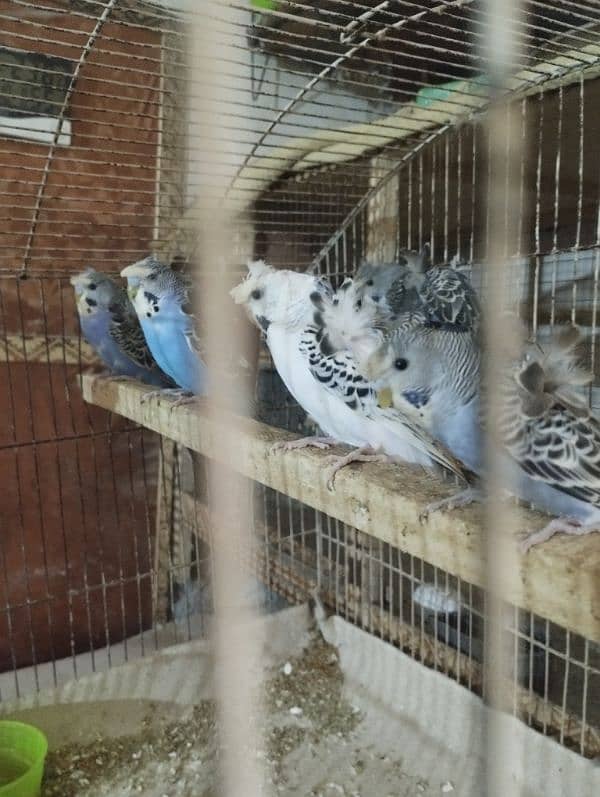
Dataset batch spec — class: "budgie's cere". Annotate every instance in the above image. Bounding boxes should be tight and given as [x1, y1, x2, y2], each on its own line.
[121, 258, 208, 396]
[230, 261, 468, 484]
[70, 268, 170, 387]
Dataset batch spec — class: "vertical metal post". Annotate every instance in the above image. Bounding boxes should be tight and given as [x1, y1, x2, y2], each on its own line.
[192, 6, 264, 797]
[482, 2, 525, 795]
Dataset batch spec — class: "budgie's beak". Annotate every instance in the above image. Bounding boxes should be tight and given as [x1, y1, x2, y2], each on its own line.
[229, 281, 246, 304]
[120, 263, 151, 280]
[376, 387, 394, 409]
[127, 285, 139, 301]
[69, 272, 88, 294]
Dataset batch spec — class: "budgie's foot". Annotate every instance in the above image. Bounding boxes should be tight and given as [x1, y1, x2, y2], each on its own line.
[103, 374, 136, 383]
[271, 436, 336, 454]
[420, 486, 483, 522]
[324, 446, 390, 491]
[520, 517, 600, 554]
[140, 387, 190, 405]
[168, 393, 198, 411]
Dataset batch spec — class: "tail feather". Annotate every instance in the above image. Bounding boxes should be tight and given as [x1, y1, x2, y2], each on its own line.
[375, 407, 471, 482]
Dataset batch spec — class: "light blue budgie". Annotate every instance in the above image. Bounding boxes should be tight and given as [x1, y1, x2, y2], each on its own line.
[364, 323, 482, 475]
[367, 318, 600, 551]
[70, 268, 171, 387]
[121, 257, 209, 398]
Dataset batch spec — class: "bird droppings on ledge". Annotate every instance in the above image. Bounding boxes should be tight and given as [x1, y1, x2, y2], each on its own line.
[41, 633, 446, 797]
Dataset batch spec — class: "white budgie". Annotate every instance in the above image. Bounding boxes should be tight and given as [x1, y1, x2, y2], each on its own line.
[230, 260, 468, 487]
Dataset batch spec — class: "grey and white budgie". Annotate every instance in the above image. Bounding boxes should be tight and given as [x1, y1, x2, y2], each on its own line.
[70, 268, 171, 387]
[230, 260, 468, 487]
[353, 244, 480, 333]
[498, 326, 600, 551]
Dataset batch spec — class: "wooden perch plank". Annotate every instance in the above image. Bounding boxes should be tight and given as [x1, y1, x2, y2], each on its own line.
[81, 375, 600, 642]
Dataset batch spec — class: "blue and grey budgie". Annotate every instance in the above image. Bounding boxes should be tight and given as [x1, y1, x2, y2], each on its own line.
[70, 268, 171, 387]
[364, 323, 481, 475]
[121, 257, 208, 397]
[230, 261, 468, 487]
[368, 318, 600, 551]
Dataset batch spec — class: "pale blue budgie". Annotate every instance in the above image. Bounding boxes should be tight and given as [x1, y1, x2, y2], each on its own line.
[230, 261, 468, 487]
[368, 320, 600, 551]
[364, 323, 481, 474]
[121, 257, 208, 397]
[70, 268, 171, 387]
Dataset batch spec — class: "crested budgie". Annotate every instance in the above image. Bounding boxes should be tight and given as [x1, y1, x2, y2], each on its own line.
[70, 268, 171, 387]
[230, 260, 468, 487]
[121, 257, 208, 397]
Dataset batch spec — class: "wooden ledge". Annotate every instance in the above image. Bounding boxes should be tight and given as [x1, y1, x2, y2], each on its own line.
[82, 375, 600, 642]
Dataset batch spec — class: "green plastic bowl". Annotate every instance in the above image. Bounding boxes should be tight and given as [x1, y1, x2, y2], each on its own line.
[251, 0, 278, 9]
[0, 721, 47, 797]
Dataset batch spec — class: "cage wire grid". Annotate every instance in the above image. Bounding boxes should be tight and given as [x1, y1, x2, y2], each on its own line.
[0, 0, 598, 784]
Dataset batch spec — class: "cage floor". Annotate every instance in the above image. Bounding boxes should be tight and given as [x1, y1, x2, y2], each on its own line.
[2, 606, 598, 797]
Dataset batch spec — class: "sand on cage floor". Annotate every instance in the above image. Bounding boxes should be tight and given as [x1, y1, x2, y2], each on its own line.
[31, 632, 452, 797]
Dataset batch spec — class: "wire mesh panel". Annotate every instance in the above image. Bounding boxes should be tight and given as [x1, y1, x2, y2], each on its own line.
[0, 2, 599, 794]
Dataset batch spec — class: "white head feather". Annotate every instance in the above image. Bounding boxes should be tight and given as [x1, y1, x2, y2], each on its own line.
[230, 260, 323, 330]
[320, 277, 385, 369]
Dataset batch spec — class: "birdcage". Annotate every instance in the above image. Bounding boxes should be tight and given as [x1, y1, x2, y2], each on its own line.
[0, 1, 599, 795]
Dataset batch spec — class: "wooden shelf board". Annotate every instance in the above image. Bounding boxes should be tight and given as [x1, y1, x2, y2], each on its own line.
[82, 374, 600, 642]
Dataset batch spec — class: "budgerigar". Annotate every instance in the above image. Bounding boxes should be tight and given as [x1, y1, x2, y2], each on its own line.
[70, 268, 171, 387]
[368, 316, 600, 551]
[354, 244, 480, 333]
[364, 323, 481, 474]
[230, 260, 468, 487]
[121, 257, 208, 398]
[498, 326, 600, 551]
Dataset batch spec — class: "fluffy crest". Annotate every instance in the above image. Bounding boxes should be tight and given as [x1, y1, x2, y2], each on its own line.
[230, 261, 324, 330]
[229, 260, 274, 305]
[318, 277, 384, 367]
[517, 325, 591, 410]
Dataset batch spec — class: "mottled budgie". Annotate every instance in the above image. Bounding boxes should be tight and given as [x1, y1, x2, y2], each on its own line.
[121, 257, 208, 396]
[230, 260, 468, 486]
[354, 245, 480, 332]
[497, 326, 600, 550]
[70, 268, 171, 387]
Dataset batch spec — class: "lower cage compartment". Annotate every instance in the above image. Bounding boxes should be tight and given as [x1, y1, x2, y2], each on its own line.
[0, 606, 597, 797]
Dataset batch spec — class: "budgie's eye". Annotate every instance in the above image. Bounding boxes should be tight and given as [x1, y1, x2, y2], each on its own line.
[147, 273, 157, 281]
[394, 357, 408, 371]
[366, 279, 374, 287]
[88, 282, 97, 290]
[355, 299, 362, 309]
[251, 289, 262, 300]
